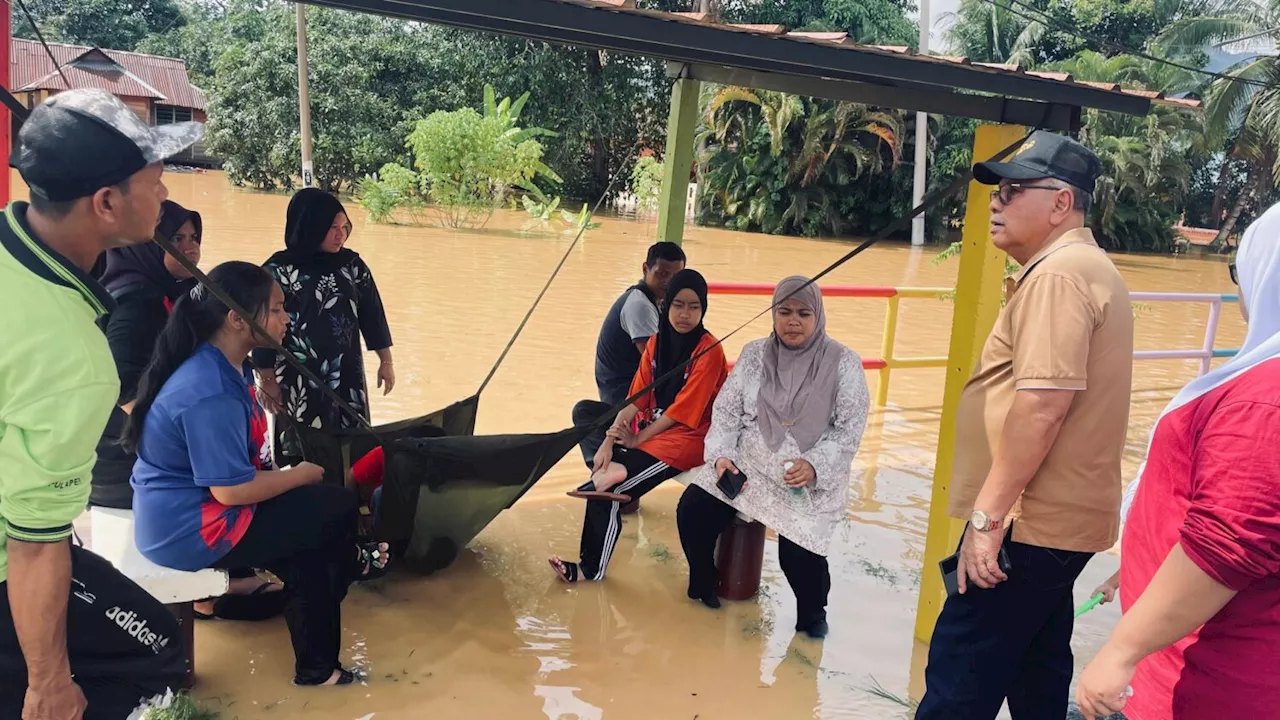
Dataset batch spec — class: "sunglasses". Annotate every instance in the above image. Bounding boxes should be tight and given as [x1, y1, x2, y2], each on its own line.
[1229, 261, 1238, 286]
[989, 183, 1063, 206]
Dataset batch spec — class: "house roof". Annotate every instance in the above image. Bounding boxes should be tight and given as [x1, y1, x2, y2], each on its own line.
[12, 38, 205, 110]
[301, 0, 1198, 132]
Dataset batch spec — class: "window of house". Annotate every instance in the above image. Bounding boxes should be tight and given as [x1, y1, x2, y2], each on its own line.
[155, 105, 193, 125]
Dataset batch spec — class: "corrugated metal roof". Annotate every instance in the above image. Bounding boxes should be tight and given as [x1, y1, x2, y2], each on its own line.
[12, 39, 205, 110]
[564, 2, 1200, 110]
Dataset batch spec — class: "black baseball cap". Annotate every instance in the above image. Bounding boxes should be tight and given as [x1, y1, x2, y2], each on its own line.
[972, 130, 1103, 193]
[11, 89, 204, 202]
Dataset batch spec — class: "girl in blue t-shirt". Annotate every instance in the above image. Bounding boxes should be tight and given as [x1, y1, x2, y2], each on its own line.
[125, 261, 390, 687]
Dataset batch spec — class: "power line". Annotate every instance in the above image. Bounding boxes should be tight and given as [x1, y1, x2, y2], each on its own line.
[975, 0, 1280, 92]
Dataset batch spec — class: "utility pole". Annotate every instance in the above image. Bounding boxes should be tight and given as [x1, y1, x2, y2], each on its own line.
[911, 0, 931, 246]
[295, 3, 315, 188]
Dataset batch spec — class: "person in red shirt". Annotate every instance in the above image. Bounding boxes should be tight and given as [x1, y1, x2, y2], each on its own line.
[1077, 204, 1280, 719]
[549, 269, 727, 583]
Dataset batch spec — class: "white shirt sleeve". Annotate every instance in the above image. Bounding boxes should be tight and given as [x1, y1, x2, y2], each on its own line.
[619, 290, 659, 341]
[1120, 471, 1142, 523]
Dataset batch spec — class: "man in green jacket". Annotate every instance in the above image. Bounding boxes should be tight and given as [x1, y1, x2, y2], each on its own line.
[0, 89, 201, 719]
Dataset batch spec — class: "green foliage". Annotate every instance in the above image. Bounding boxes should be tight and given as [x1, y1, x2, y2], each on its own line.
[629, 156, 665, 215]
[355, 163, 425, 225]
[1052, 52, 1206, 252]
[204, 2, 438, 192]
[14, 0, 184, 51]
[406, 105, 553, 228]
[134, 1, 225, 84]
[351, 84, 560, 228]
[561, 204, 603, 233]
[521, 185, 563, 222]
[406, 31, 668, 201]
[943, 0, 1211, 68]
[696, 86, 904, 237]
[722, 0, 919, 47]
[31, 0, 1267, 256]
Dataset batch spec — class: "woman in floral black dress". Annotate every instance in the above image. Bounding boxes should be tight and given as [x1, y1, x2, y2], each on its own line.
[253, 188, 394, 465]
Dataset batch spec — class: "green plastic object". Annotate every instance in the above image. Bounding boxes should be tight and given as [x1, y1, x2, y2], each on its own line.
[1074, 592, 1106, 618]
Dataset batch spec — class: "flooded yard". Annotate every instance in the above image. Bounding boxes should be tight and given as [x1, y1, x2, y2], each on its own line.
[28, 169, 1241, 719]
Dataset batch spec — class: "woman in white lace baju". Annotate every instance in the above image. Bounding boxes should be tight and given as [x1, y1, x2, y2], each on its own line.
[676, 276, 869, 638]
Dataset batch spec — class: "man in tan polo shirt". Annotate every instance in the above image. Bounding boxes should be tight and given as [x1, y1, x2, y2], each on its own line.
[917, 131, 1133, 720]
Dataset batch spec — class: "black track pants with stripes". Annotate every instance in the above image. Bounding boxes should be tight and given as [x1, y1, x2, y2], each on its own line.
[577, 447, 682, 581]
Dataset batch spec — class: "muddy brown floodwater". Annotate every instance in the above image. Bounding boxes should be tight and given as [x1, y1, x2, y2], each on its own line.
[19, 170, 1244, 719]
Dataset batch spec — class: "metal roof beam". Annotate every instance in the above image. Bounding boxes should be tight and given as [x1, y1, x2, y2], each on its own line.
[299, 0, 1151, 117]
[677, 63, 1081, 132]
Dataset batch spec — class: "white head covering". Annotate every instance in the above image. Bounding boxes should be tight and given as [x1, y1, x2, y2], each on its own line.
[1122, 202, 1280, 521]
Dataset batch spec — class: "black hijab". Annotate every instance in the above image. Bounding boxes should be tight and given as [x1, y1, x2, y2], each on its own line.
[653, 268, 710, 410]
[267, 187, 356, 272]
[97, 200, 202, 301]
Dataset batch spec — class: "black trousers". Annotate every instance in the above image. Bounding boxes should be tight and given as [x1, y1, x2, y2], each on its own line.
[676, 484, 830, 624]
[0, 545, 187, 720]
[577, 447, 681, 580]
[212, 483, 359, 684]
[572, 399, 612, 468]
[915, 531, 1093, 720]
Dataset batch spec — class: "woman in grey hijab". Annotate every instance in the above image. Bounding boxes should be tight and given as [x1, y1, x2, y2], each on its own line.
[676, 276, 869, 638]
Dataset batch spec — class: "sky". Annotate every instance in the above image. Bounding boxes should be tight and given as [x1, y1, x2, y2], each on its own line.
[916, 0, 962, 53]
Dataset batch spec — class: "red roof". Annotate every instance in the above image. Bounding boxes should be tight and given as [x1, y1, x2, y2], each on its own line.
[12, 38, 205, 110]
[1176, 224, 1219, 246]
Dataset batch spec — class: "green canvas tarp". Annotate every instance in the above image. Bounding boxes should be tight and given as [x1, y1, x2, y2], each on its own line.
[295, 395, 592, 574]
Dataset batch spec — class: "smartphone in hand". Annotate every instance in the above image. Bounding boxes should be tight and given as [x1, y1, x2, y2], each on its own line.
[717, 468, 748, 500]
[939, 547, 1013, 596]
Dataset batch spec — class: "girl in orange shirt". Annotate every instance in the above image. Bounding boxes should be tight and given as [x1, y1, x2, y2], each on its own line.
[550, 269, 727, 583]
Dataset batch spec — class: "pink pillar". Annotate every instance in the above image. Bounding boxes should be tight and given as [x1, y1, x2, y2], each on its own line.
[0, 0, 11, 206]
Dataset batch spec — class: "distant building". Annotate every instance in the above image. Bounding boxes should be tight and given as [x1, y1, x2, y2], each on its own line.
[10, 38, 215, 166]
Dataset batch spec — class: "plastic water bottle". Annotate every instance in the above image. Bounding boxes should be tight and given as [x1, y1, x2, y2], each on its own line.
[784, 461, 804, 496]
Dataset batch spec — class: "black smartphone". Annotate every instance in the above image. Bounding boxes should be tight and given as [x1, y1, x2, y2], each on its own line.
[717, 468, 748, 500]
[939, 547, 1013, 596]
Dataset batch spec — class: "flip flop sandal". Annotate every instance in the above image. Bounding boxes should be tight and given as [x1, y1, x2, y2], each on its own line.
[566, 490, 632, 502]
[548, 557, 579, 583]
[293, 668, 357, 687]
[211, 582, 287, 622]
[355, 542, 391, 582]
[193, 599, 217, 621]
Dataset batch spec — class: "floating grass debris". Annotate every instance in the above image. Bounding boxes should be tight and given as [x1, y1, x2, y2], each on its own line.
[858, 559, 898, 586]
[648, 543, 673, 563]
[865, 676, 917, 713]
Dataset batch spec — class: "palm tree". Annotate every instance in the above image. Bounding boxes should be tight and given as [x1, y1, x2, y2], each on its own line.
[941, 0, 1038, 63]
[1048, 52, 1206, 251]
[1158, 0, 1280, 242]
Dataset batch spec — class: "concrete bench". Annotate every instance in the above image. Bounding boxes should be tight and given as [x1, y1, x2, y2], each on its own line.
[87, 507, 228, 687]
[672, 469, 766, 601]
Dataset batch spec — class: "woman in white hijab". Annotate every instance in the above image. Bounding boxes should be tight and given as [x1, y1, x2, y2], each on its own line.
[676, 276, 869, 638]
[1077, 204, 1280, 720]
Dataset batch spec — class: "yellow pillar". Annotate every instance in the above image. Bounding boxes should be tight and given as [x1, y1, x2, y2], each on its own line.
[875, 295, 900, 407]
[913, 123, 1023, 644]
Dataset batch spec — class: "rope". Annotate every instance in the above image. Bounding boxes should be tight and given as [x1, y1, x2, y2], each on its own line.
[589, 126, 1040, 431]
[15, 0, 71, 90]
[0, 72, 383, 441]
[476, 142, 642, 396]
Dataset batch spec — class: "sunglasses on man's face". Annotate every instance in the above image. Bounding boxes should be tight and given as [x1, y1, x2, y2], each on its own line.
[1229, 262, 1238, 285]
